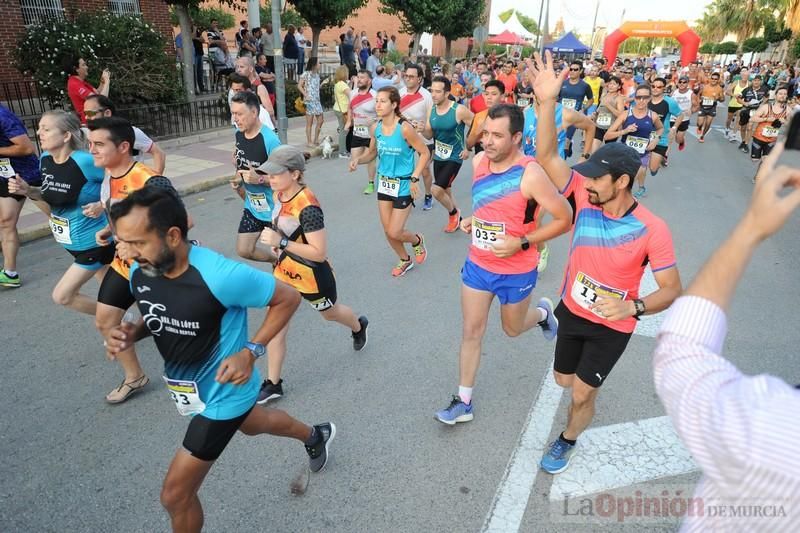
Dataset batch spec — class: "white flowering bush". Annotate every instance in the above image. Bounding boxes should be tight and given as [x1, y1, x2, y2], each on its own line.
[15, 12, 183, 105]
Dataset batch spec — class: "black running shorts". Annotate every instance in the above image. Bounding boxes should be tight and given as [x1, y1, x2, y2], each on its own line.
[377, 193, 413, 209]
[0, 178, 25, 201]
[594, 127, 607, 142]
[350, 135, 371, 149]
[652, 144, 668, 158]
[751, 138, 775, 160]
[97, 266, 135, 310]
[553, 302, 632, 388]
[433, 160, 462, 189]
[698, 106, 716, 117]
[238, 209, 272, 234]
[300, 261, 338, 312]
[182, 406, 253, 462]
[739, 109, 753, 126]
[68, 244, 116, 270]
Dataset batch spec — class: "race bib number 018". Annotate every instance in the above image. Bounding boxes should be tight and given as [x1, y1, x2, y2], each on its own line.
[163, 377, 206, 416]
[49, 214, 72, 245]
[247, 191, 270, 212]
[377, 175, 400, 197]
[472, 216, 505, 251]
[571, 271, 627, 317]
[625, 135, 649, 154]
[354, 124, 370, 138]
[0, 158, 14, 178]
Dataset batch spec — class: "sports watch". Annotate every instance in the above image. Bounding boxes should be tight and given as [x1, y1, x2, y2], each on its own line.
[633, 299, 646, 318]
[279, 236, 289, 250]
[520, 236, 530, 251]
[410, 176, 420, 183]
[245, 341, 266, 359]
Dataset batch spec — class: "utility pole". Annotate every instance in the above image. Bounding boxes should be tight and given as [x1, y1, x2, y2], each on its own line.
[541, 0, 550, 55]
[272, 0, 287, 143]
[247, 0, 260, 29]
[589, 0, 599, 57]
[536, 0, 545, 52]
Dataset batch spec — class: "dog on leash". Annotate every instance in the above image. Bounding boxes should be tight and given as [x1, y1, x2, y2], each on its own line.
[320, 135, 334, 159]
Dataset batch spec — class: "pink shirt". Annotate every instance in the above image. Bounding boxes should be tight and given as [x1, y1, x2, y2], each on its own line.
[655, 296, 800, 531]
[67, 75, 98, 124]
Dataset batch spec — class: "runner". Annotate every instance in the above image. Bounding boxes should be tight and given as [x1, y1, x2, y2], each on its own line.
[529, 51, 681, 474]
[348, 86, 430, 277]
[103, 186, 335, 532]
[749, 85, 788, 181]
[669, 76, 699, 152]
[83, 95, 167, 174]
[0, 104, 41, 288]
[423, 75, 473, 233]
[433, 103, 572, 425]
[724, 67, 749, 143]
[737, 74, 769, 154]
[696, 72, 725, 142]
[647, 77, 685, 178]
[8, 110, 111, 313]
[345, 70, 378, 195]
[230, 91, 281, 263]
[88, 116, 173, 403]
[466, 80, 505, 155]
[590, 75, 625, 153]
[558, 61, 594, 158]
[254, 145, 369, 403]
[605, 84, 663, 198]
[228, 74, 276, 131]
[399, 64, 435, 209]
[583, 65, 604, 117]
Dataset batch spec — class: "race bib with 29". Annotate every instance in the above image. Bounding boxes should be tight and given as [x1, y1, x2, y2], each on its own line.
[163, 377, 206, 416]
[434, 140, 454, 160]
[471, 216, 505, 251]
[571, 271, 627, 317]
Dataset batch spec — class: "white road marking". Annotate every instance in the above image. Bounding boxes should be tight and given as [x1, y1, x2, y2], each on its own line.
[634, 267, 663, 338]
[549, 416, 697, 501]
[481, 363, 564, 533]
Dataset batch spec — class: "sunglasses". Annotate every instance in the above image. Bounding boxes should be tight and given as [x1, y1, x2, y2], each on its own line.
[652, 84, 665, 88]
[84, 109, 106, 118]
[635, 95, 651, 100]
[678, 80, 688, 83]
[569, 67, 580, 71]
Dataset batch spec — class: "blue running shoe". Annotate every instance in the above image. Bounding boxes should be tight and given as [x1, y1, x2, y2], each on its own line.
[633, 186, 647, 199]
[537, 297, 558, 341]
[540, 437, 576, 474]
[435, 395, 473, 425]
[422, 195, 433, 211]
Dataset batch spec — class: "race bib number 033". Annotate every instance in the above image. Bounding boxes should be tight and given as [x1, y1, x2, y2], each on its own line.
[163, 377, 206, 416]
[472, 216, 505, 251]
[571, 271, 627, 317]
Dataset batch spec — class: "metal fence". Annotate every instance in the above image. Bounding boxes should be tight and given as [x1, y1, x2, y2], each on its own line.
[19, 0, 65, 26]
[1, 80, 55, 119]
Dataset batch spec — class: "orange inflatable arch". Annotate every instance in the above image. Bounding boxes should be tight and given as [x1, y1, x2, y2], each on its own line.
[602, 21, 700, 68]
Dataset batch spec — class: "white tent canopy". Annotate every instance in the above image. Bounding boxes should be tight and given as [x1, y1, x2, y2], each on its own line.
[489, 10, 536, 40]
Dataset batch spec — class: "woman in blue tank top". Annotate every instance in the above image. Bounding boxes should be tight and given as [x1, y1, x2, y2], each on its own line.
[604, 84, 663, 198]
[349, 86, 432, 277]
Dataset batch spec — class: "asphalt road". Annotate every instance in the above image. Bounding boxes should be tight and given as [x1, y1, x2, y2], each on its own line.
[2, 122, 799, 533]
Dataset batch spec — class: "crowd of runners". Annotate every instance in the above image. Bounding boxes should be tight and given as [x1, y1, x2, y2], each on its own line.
[1, 46, 798, 531]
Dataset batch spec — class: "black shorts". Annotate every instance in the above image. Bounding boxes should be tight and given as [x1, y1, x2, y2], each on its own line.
[675, 119, 690, 132]
[652, 144, 668, 157]
[427, 143, 435, 155]
[739, 109, 753, 125]
[238, 209, 272, 234]
[727, 106, 742, 114]
[594, 127, 607, 142]
[698, 106, 716, 117]
[0, 178, 25, 201]
[377, 193, 413, 209]
[553, 302, 632, 388]
[97, 266, 135, 310]
[68, 244, 116, 270]
[751, 138, 775, 160]
[300, 261, 338, 311]
[351, 135, 371, 149]
[433, 160, 462, 189]
[182, 406, 253, 462]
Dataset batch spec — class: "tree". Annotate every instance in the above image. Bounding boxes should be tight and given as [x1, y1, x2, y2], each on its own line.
[380, 0, 440, 54]
[699, 42, 717, 54]
[717, 41, 739, 54]
[432, 0, 485, 59]
[742, 37, 768, 53]
[286, 0, 368, 60]
[169, 5, 234, 31]
[260, 2, 307, 31]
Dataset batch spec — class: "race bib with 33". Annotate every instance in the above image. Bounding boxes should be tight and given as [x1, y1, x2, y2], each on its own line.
[597, 113, 612, 127]
[49, 214, 72, 245]
[434, 140, 454, 159]
[472, 216, 505, 251]
[247, 191, 270, 212]
[625, 135, 649, 154]
[571, 271, 627, 317]
[354, 124, 370, 138]
[562, 98, 577, 110]
[377, 175, 400, 197]
[163, 377, 206, 416]
[0, 158, 14, 178]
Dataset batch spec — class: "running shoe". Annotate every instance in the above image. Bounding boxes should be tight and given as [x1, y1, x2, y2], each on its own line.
[0, 270, 20, 288]
[412, 234, 427, 264]
[306, 422, 336, 473]
[538, 244, 550, 273]
[422, 195, 433, 210]
[352, 316, 369, 351]
[540, 437, 577, 474]
[444, 209, 461, 233]
[391, 258, 414, 277]
[661, 156, 668, 168]
[739, 142, 748, 153]
[363, 182, 375, 195]
[257, 379, 283, 404]
[633, 186, 647, 199]
[435, 395, 474, 425]
[678, 142, 685, 151]
[698, 136, 704, 143]
[537, 297, 558, 341]
[338, 153, 350, 159]
[696, 126, 702, 136]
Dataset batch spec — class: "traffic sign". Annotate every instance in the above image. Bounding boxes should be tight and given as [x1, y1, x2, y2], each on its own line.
[473, 26, 489, 43]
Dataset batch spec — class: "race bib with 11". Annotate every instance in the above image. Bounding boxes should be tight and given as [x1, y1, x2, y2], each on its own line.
[49, 214, 72, 245]
[472, 216, 505, 251]
[247, 191, 270, 212]
[163, 377, 206, 416]
[571, 271, 627, 317]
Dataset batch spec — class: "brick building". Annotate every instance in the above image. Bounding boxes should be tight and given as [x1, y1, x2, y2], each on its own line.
[0, 0, 173, 83]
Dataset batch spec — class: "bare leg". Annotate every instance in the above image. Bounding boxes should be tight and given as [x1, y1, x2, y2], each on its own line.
[96, 302, 146, 397]
[160, 450, 213, 533]
[305, 114, 313, 145]
[314, 114, 324, 144]
[378, 201, 415, 259]
[52, 264, 108, 315]
[265, 322, 289, 384]
[561, 376, 600, 441]
[430, 184, 455, 212]
[236, 232, 277, 263]
[0, 196, 24, 272]
[498, 293, 543, 337]
[238, 405, 313, 440]
[421, 163, 433, 197]
[319, 302, 360, 331]
[458, 284, 495, 388]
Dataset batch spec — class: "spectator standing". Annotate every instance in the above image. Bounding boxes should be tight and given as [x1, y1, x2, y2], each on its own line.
[239, 29, 257, 57]
[371, 65, 392, 90]
[260, 22, 276, 72]
[64, 56, 110, 125]
[192, 25, 207, 93]
[332, 66, 352, 158]
[207, 19, 230, 73]
[235, 56, 276, 125]
[283, 25, 300, 80]
[359, 41, 370, 69]
[298, 58, 324, 146]
[235, 19, 248, 50]
[366, 48, 382, 77]
[387, 34, 397, 52]
[255, 53, 277, 108]
[296, 27, 308, 76]
[342, 30, 357, 76]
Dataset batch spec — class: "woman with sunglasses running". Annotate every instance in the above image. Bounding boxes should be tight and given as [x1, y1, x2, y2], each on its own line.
[349, 86, 430, 277]
[590, 75, 626, 153]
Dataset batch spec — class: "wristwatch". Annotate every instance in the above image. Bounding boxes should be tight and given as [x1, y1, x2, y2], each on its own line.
[244, 341, 266, 359]
[410, 176, 420, 183]
[633, 299, 646, 318]
[520, 236, 530, 251]
[581, 153, 591, 159]
[279, 236, 289, 250]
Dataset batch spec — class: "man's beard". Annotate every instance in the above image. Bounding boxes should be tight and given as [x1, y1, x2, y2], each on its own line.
[138, 244, 176, 278]
[587, 187, 619, 206]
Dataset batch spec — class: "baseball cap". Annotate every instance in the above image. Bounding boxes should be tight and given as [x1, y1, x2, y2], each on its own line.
[256, 145, 306, 174]
[572, 143, 641, 180]
[678, 76, 689, 82]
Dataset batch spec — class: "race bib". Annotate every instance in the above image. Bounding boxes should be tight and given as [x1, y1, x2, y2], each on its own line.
[0, 158, 14, 178]
[571, 271, 627, 316]
[49, 214, 72, 245]
[354, 124, 370, 138]
[625, 135, 649, 154]
[597, 113, 612, 127]
[434, 139, 454, 159]
[517, 97, 530, 107]
[163, 377, 206, 416]
[702, 97, 714, 107]
[471, 216, 505, 251]
[562, 98, 577, 110]
[377, 175, 400, 197]
[762, 126, 780, 138]
[247, 191, 270, 212]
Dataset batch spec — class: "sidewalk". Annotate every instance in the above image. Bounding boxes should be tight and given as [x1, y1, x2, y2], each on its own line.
[18, 111, 342, 243]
